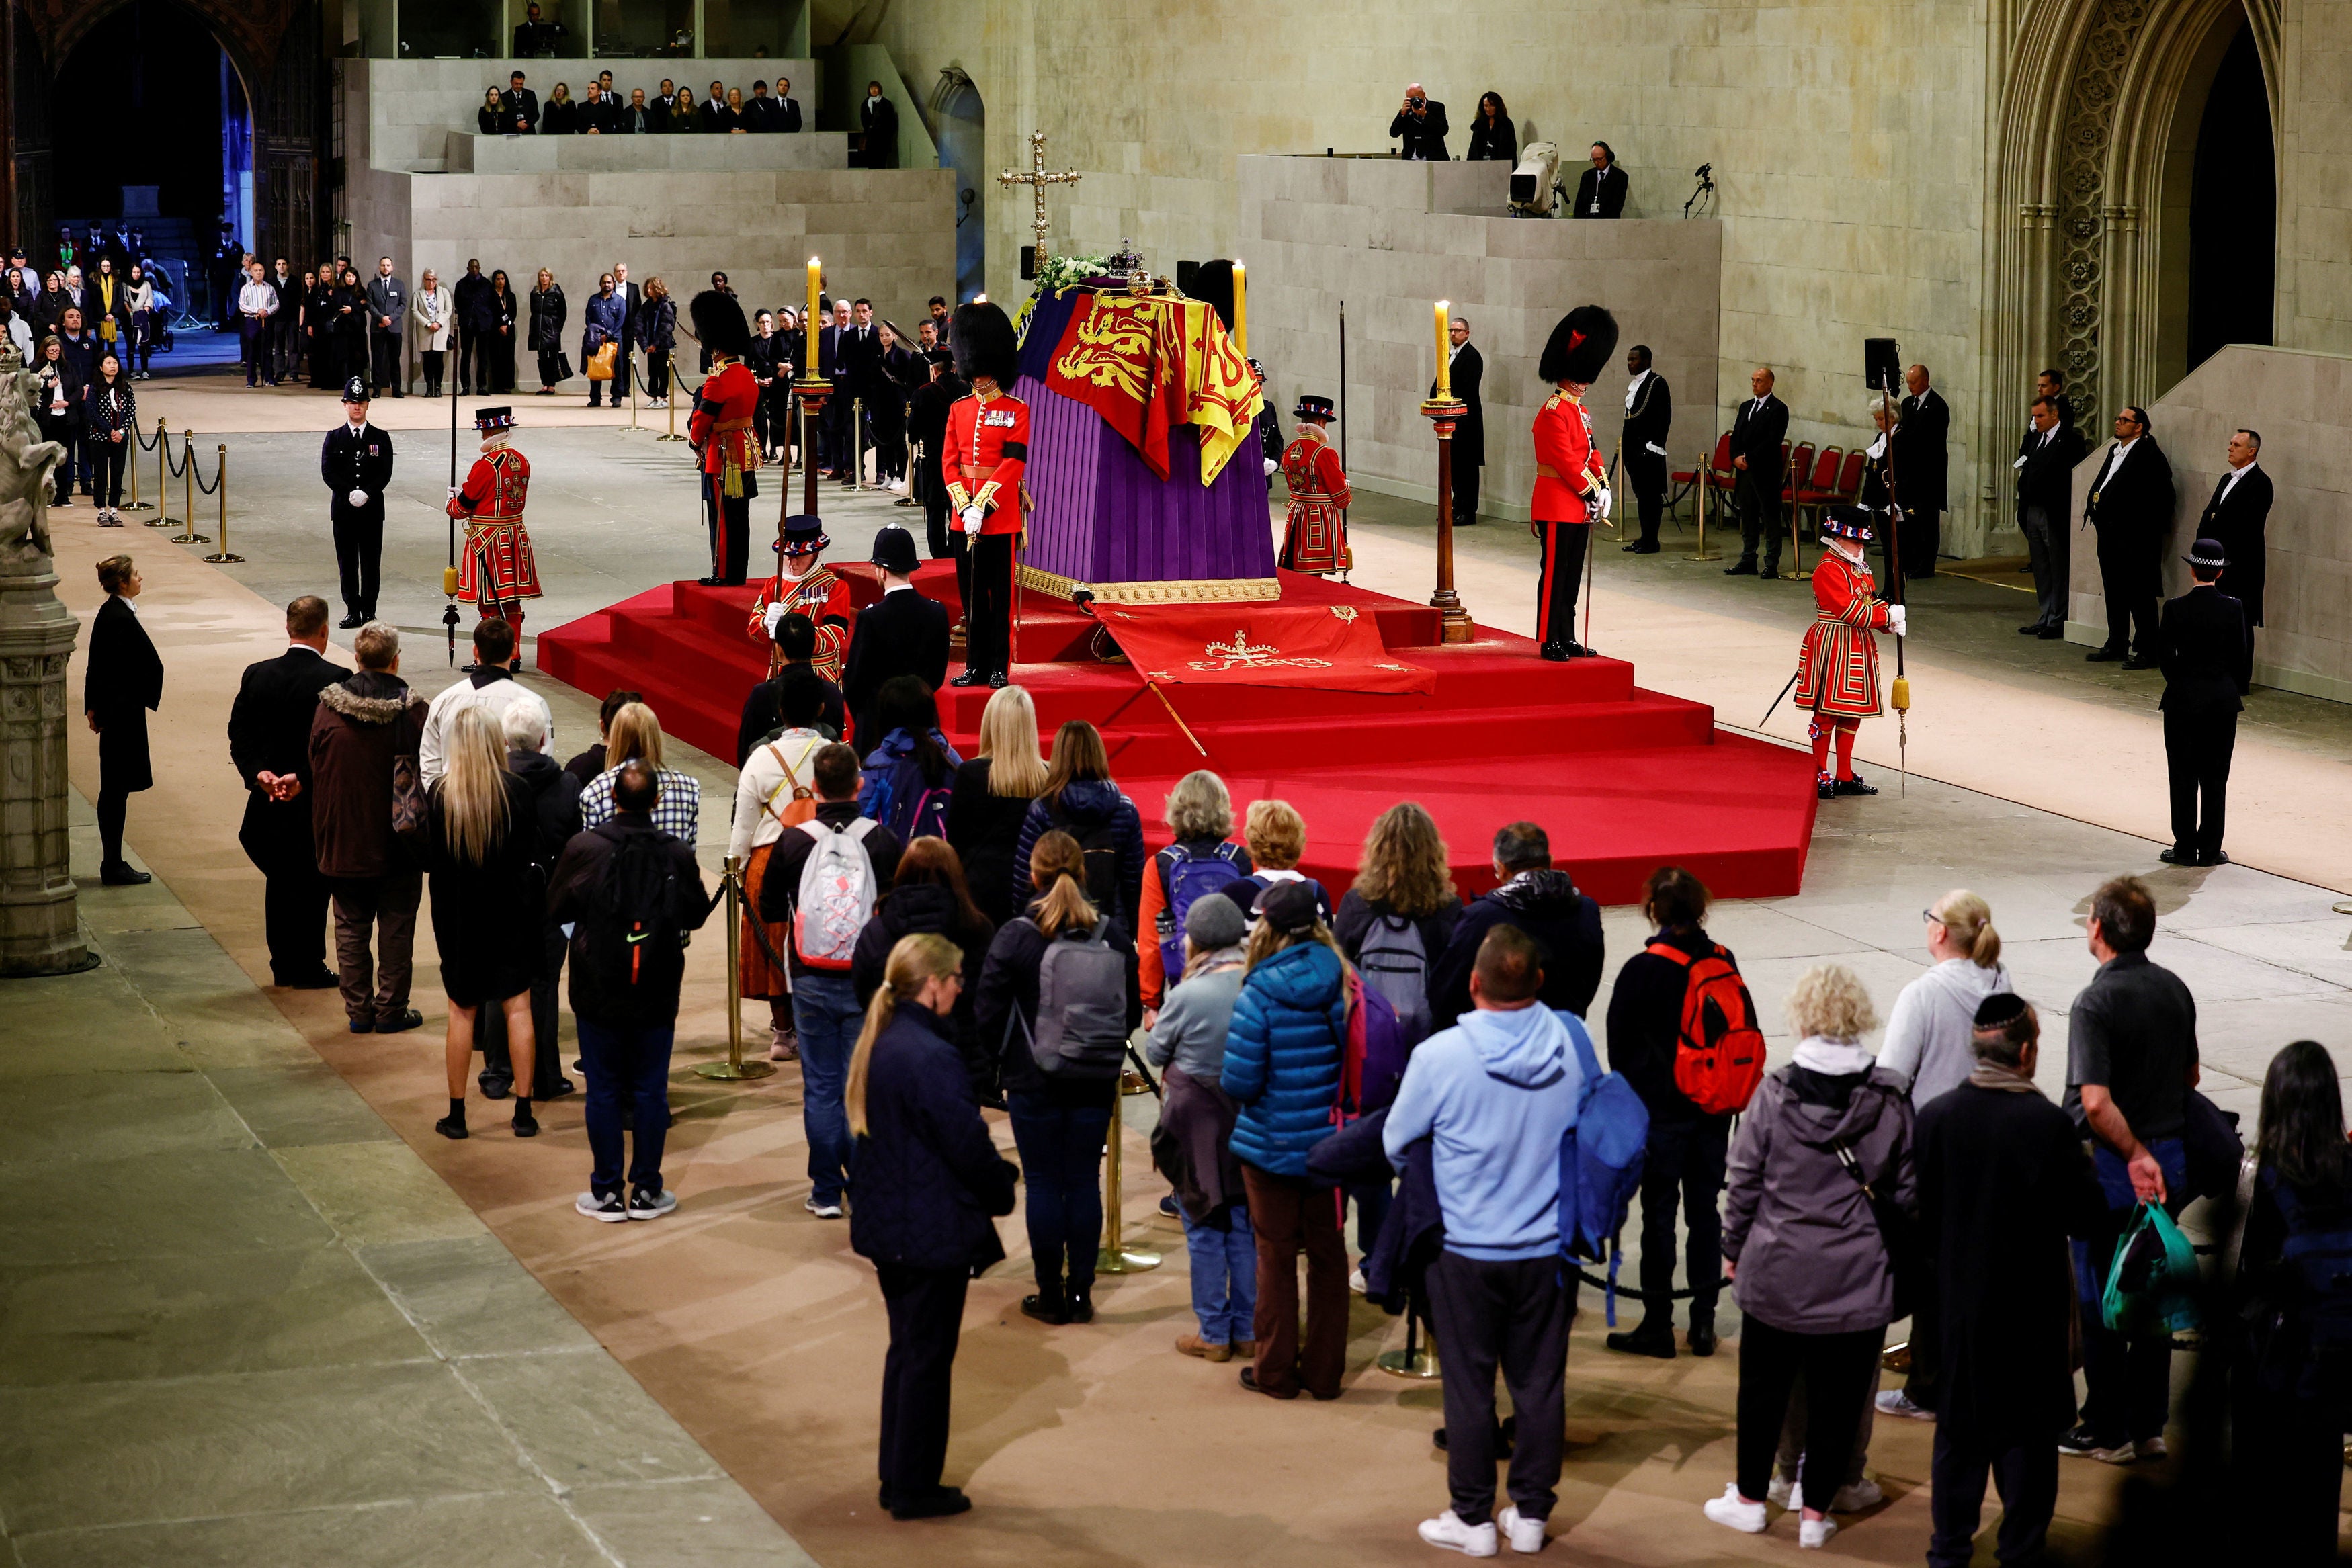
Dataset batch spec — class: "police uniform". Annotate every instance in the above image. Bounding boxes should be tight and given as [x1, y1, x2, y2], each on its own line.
[1794, 509, 1902, 798]
[1279, 394, 1350, 576]
[749, 516, 853, 682]
[941, 300, 1027, 687]
[1530, 306, 1618, 658]
[446, 406, 541, 640]
[2155, 538, 2253, 866]
[322, 377, 394, 627]
[686, 290, 761, 586]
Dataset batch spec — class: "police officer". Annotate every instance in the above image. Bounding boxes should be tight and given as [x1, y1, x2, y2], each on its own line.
[2155, 537, 2253, 867]
[322, 376, 394, 627]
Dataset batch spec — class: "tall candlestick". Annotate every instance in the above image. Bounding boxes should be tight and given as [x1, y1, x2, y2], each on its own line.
[1232, 261, 1248, 355]
[1434, 300, 1451, 399]
[805, 257, 821, 374]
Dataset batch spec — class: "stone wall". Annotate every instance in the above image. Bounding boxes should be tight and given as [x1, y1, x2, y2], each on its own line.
[2066, 343, 2352, 703]
[448, 130, 849, 173]
[2279, 0, 2352, 358]
[1241, 156, 1720, 521]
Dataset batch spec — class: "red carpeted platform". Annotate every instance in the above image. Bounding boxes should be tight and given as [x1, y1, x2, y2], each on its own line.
[536, 564, 1818, 902]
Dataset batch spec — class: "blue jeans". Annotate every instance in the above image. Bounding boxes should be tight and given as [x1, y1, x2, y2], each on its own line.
[1181, 1204, 1257, 1346]
[1007, 1088, 1113, 1294]
[2072, 1137, 2188, 1446]
[793, 971, 862, 1205]
[578, 1020, 675, 1197]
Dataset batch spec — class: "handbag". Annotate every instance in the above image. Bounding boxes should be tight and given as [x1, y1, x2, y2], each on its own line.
[390, 754, 431, 853]
[587, 342, 616, 381]
[1831, 1131, 1921, 1322]
[555, 352, 575, 382]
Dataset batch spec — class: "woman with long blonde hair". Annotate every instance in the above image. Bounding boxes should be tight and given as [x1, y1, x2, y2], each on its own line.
[974, 829, 1140, 1327]
[578, 700, 701, 844]
[845, 932, 1017, 1520]
[946, 683, 1049, 926]
[425, 705, 543, 1140]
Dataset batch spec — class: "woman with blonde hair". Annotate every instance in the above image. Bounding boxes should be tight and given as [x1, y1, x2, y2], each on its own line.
[1010, 718, 1145, 926]
[946, 683, 1049, 926]
[975, 828, 1140, 1326]
[1136, 768, 1253, 1012]
[843, 932, 1016, 1520]
[425, 705, 544, 1141]
[1707, 963, 1915, 1549]
[577, 700, 700, 843]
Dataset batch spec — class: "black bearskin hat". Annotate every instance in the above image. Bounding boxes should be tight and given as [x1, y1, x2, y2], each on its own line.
[952, 300, 1020, 388]
[689, 290, 752, 361]
[1538, 305, 1620, 386]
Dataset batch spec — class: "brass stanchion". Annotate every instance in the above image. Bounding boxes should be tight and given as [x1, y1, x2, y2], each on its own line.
[146, 419, 178, 529]
[1421, 395, 1474, 643]
[698, 857, 776, 1082]
[1095, 1080, 1161, 1274]
[1377, 1295, 1441, 1379]
[1684, 441, 1722, 562]
[657, 361, 686, 441]
[621, 348, 648, 434]
[844, 397, 864, 489]
[202, 444, 243, 563]
[170, 435, 209, 545]
[123, 423, 152, 511]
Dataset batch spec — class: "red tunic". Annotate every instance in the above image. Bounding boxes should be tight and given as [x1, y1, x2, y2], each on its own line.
[689, 359, 763, 491]
[747, 564, 852, 682]
[1795, 550, 1891, 717]
[1279, 427, 1351, 575]
[446, 447, 541, 603]
[1529, 388, 1606, 523]
[940, 386, 1029, 535]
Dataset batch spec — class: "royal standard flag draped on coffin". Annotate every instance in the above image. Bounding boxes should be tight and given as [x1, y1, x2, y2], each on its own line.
[1043, 293, 1265, 484]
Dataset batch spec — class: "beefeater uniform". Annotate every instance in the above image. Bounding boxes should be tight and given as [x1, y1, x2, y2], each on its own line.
[1795, 543, 1892, 793]
[941, 384, 1028, 681]
[748, 562, 853, 681]
[689, 357, 762, 585]
[446, 439, 540, 640]
[1278, 423, 1351, 576]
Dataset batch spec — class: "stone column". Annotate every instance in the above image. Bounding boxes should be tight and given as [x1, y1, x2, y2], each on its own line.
[0, 346, 89, 975]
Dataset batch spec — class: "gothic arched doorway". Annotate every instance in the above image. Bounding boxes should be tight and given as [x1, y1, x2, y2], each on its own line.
[930, 67, 984, 304]
[2183, 21, 2274, 370]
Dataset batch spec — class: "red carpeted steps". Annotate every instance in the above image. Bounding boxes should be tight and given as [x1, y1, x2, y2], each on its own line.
[536, 564, 1818, 902]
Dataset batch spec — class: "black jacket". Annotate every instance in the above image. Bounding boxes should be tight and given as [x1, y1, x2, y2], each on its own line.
[2196, 464, 2272, 626]
[452, 271, 491, 333]
[546, 812, 709, 1025]
[507, 748, 584, 875]
[1572, 164, 1628, 218]
[1431, 342, 1483, 468]
[1604, 925, 1736, 1126]
[528, 286, 566, 354]
[1464, 114, 1515, 163]
[734, 666, 845, 764]
[1892, 388, 1951, 514]
[2082, 436, 2173, 539]
[906, 372, 971, 468]
[841, 588, 950, 743]
[2156, 584, 2253, 717]
[540, 98, 577, 134]
[1388, 100, 1450, 160]
[848, 1001, 1018, 1274]
[1728, 394, 1788, 483]
[2015, 422, 2086, 520]
[944, 757, 1039, 928]
[753, 800, 904, 975]
[859, 94, 900, 167]
[976, 905, 1141, 1100]
[228, 645, 349, 871]
[851, 883, 997, 1090]
[1331, 889, 1460, 1026]
[85, 595, 163, 790]
[322, 421, 394, 524]
[499, 86, 538, 132]
[1428, 869, 1604, 1030]
[1623, 370, 1672, 455]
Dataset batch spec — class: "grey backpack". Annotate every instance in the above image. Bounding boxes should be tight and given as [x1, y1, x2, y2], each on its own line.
[1010, 918, 1128, 1080]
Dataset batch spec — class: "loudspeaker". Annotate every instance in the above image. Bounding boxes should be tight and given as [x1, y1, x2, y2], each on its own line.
[1863, 337, 1902, 393]
[1021, 245, 1038, 281]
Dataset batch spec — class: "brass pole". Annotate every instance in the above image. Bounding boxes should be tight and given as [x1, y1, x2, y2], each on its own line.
[1421, 397, 1473, 642]
[697, 857, 775, 1082]
[202, 444, 243, 562]
[658, 362, 685, 441]
[124, 421, 150, 511]
[1095, 1108, 1161, 1274]
[845, 396, 864, 489]
[171, 435, 208, 544]
[1685, 441, 1722, 562]
[146, 419, 175, 528]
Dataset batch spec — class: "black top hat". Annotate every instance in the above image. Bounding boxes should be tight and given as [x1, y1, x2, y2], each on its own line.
[1820, 505, 1876, 543]
[341, 376, 370, 404]
[474, 406, 514, 433]
[1539, 305, 1620, 385]
[870, 525, 921, 576]
[2183, 537, 2228, 570]
[1293, 394, 1335, 422]
[777, 515, 830, 555]
[689, 289, 752, 360]
[952, 300, 1019, 388]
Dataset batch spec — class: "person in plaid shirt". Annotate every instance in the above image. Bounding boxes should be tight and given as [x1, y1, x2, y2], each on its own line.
[577, 701, 702, 846]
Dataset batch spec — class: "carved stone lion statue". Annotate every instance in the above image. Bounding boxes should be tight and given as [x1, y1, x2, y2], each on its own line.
[0, 346, 65, 570]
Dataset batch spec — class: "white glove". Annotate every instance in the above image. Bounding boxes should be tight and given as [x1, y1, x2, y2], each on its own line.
[1888, 605, 1908, 638]
[1263, 455, 1279, 478]
[448, 484, 461, 498]
[1645, 442, 1668, 458]
[1591, 486, 1613, 521]
[347, 488, 368, 507]
[960, 505, 984, 537]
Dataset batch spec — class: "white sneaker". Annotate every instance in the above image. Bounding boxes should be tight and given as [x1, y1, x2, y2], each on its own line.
[1876, 1388, 1934, 1420]
[1495, 1505, 1545, 1554]
[1798, 1516, 1838, 1549]
[626, 1187, 678, 1220]
[805, 1196, 845, 1220]
[1767, 1475, 1795, 1508]
[1702, 1485, 1768, 1534]
[1417, 1510, 1498, 1557]
[575, 1190, 628, 1223]
[1829, 1477, 1884, 1513]
[1351, 1268, 1368, 1295]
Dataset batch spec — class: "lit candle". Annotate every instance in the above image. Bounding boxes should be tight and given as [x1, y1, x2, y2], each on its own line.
[805, 257, 821, 375]
[1434, 300, 1451, 399]
[1232, 261, 1247, 355]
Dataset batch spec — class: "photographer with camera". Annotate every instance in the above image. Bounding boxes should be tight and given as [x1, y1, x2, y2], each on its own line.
[1389, 85, 1450, 161]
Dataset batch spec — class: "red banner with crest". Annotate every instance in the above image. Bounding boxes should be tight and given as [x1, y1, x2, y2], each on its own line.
[1097, 603, 1434, 696]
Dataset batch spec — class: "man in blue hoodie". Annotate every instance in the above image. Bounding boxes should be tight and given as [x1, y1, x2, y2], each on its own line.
[1385, 924, 1585, 1557]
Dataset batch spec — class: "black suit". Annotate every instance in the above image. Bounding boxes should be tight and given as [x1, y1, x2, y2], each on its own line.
[1622, 370, 1673, 548]
[1572, 164, 1628, 218]
[85, 595, 163, 872]
[775, 97, 803, 132]
[322, 421, 395, 619]
[452, 272, 489, 392]
[2081, 437, 2173, 658]
[612, 279, 642, 398]
[2014, 423, 2087, 630]
[230, 646, 350, 980]
[2156, 584, 2251, 861]
[842, 587, 951, 744]
[499, 87, 539, 133]
[907, 372, 972, 589]
[833, 323, 882, 474]
[697, 97, 732, 133]
[1892, 388, 1949, 576]
[1431, 342, 1484, 523]
[860, 95, 900, 167]
[1728, 394, 1789, 572]
[2196, 464, 2271, 626]
[1388, 101, 1450, 160]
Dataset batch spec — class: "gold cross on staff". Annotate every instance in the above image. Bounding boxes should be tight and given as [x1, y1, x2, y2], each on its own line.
[999, 129, 1081, 263]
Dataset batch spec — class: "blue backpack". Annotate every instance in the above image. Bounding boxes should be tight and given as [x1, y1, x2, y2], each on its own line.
[862, 730, 957, 843]
[1154, 840, 1245, 982]
[1555, 1011, 1651, 1324]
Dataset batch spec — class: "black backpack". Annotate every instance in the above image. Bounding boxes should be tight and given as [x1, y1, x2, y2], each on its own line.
[583, 830, 684, 1000]
[1052, 801, 1125, 915]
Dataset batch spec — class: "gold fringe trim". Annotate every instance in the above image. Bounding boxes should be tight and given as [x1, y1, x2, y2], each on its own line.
[1016, 565, 1282, 604]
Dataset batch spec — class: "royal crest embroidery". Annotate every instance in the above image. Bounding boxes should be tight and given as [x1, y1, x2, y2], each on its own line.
[1190, 629, 1333, 673]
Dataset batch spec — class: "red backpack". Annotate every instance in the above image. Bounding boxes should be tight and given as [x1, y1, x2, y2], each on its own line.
[1646, 940, 1765, 1116]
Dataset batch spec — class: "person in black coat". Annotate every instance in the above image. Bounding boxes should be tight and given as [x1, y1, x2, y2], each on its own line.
[906, 351, 972, 568]
[452, 261, 490, 395]
[847, 933, 1019, 1521]
[1463, 92, 1515, 163]
[1915, 996, 2106, 1568]
[1426, 821, 1603, 1031]
[1620, 344, 1673, 554]
[1892, 364, 1950, 578]
[1724, 367, 1790, 577]
[1432, 316, 1484, 525]
[2195, 428, 2271, 627]
[859, 83, 900, 168]
[851, 839, 997, 1098]
[2014, 395, 2087, 637]
[2156, 539, 2253, 867]
[84, 555, 163, 885]
[1388, 85, 1449, 159]
[322, 381, 395, 627]
[1572, 143, 1628, 218]
[2081, 405, 2173, 666]
[228, 595, 349, 984]
[736, 615, 846, 763]
[841, 528, 950, 746]
[476, 707, 581, 1104]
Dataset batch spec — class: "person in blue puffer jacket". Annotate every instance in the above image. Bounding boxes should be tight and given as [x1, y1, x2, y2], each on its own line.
[1221, 880, 1352, 1402]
